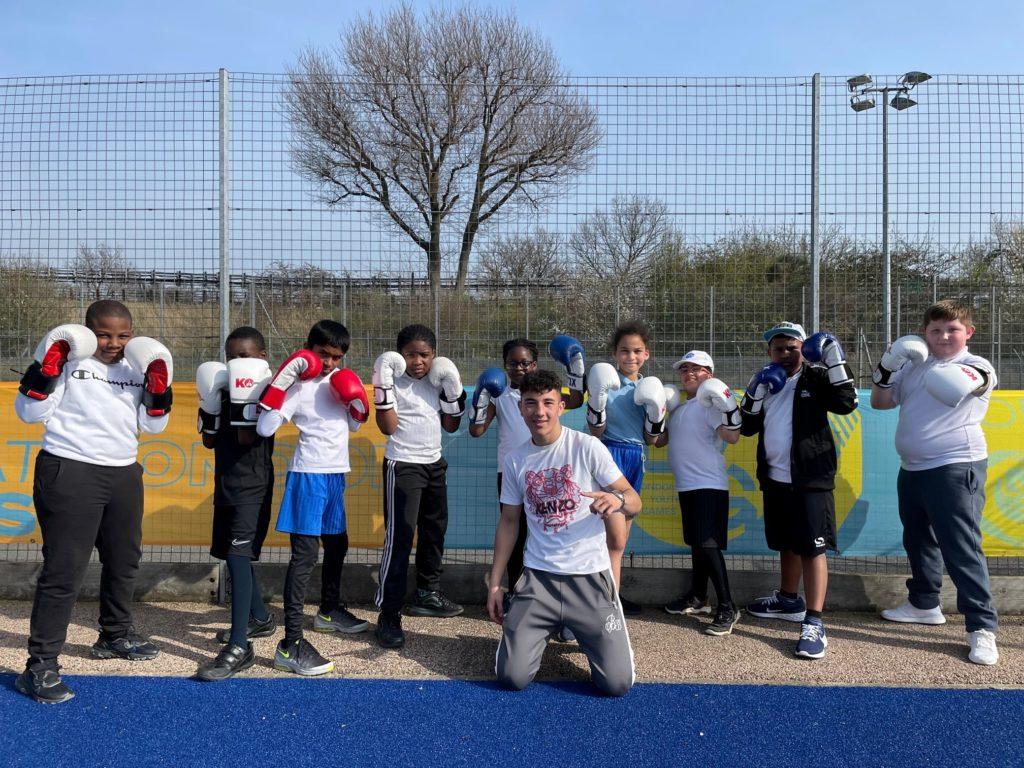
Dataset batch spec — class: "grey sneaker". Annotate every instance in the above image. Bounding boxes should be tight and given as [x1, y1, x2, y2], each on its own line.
[704, 605, 741, 636]
[273, 638, 334, 676]
[407, 589, 464, 618]
[15, 666, 75, 704]
[664, 593, 713, 616]
[314, 606, 369, 634]
[91, 631, 160, 661]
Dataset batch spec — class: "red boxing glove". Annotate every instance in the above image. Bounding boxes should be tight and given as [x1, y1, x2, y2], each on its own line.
[259, 350, 323, 412]
[329, 368, 369, 423]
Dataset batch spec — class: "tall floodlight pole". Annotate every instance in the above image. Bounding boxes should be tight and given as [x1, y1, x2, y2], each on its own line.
[847, 71, 932, 345]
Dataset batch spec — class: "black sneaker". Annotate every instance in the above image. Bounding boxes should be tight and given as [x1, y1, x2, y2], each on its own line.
[407, 589, 464, 618]
[195, 642, 256, 682]
[216, 613, 276, 644]
[619, 596, 642, 616]
[375, 613, 406, 649]
[15, 667, 75, 704]
[91, 631, 160, 661]
[273, 638, 334, 676]
[313, 605, 370, 634]
[664, 593, 713, 616]
[704, 605, 741, 636]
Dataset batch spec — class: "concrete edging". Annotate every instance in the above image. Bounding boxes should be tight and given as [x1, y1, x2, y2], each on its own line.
[1, 562, 1022, 613]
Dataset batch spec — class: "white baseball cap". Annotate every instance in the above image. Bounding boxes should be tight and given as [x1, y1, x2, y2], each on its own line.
[763, 321, 807, 342]
[672, 350, 714, 372]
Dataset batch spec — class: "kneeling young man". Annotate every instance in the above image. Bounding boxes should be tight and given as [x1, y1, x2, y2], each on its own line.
[486, 370, 640, 696]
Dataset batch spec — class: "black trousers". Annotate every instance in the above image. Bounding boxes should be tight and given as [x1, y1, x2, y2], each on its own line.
[282, 532, 348, 642]
[28, 451, 144, 667]
[376, 458, 449, 616]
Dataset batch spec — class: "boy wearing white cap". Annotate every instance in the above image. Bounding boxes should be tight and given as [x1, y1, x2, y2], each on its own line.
[656, 351, 742, 635]
[739, 322, 858, 659]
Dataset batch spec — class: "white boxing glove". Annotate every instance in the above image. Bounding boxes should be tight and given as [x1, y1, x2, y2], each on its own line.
[664, 384, 681, 414]
[697, 377, 741, 430]
[228, 357, 272, 426]
[634, 376, 668, 436]
[874, 335, 928, 387]
[19, 324, 98, 400]
[586, 363, 620, 428]
[924, 362, 990, 408]
[195, 361, 228, 434]
[428, 356, 466, 417]
[372, 351, 406, 411]
[124, 337, 174, 416]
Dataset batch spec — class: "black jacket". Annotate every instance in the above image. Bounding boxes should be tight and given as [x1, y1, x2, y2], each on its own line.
[740, 364, 858, 491]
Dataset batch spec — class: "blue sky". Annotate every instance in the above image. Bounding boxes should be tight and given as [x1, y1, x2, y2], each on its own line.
[2, 0, 1021, 77]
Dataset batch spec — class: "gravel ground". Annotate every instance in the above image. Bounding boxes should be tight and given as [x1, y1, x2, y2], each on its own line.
[1, 600, 1020, 687]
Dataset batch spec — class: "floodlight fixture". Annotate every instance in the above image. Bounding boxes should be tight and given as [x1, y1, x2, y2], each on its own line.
[900, 71, 932, 87]
[847, 74, 873, 91]
[890, 95, 917, 110]
[850, 95, 876, 112]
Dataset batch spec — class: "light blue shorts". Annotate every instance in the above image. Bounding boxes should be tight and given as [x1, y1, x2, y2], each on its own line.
[275, 471, 347, 536]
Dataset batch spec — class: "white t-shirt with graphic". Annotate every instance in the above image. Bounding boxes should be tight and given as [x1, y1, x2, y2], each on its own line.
[500, 426, 623, 575]
[762, 371, 800, 484]
[667, 398, 728, 492]
[257, 370, 353, 473]
[386, 374, 443, 464]
[891, 348, 996, 471]
[14, 357, 168, 466]
[494, 387, 531, 470]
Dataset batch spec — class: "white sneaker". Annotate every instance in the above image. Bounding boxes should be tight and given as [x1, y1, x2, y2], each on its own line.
[880, 601, 946, 625]
[967, 629, 999, 666]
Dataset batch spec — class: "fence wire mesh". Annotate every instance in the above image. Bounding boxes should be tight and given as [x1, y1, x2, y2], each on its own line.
[1, 72, 1022, 572]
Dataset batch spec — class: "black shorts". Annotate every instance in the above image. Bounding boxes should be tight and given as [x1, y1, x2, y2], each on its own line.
[211, 496, 273, 560]
[678, 489, 729, 549]
[762, 478, 836, 557]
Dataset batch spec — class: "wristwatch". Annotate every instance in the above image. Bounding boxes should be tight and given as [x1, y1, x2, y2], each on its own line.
[609, 489, 626, 512]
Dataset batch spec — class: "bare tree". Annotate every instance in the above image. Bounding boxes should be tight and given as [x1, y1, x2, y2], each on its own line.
[285, 3, 600, 293]
[73, 243, 132, 299]
[478, 228, 568, 286]
[569, 195, 674, 284]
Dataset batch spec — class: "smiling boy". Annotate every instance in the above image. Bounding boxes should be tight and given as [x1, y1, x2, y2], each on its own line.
[871, 300, 999, 665]
[487, 369, 640, 696]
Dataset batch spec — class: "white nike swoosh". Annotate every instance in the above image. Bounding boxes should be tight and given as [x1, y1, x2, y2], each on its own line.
[231, 538, 251, 546]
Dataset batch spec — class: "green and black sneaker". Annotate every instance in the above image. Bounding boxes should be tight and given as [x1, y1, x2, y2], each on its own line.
[273, 638, 334, 676]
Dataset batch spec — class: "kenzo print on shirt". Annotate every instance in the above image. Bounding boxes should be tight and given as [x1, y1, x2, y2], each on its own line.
[524, 464, 581, 533]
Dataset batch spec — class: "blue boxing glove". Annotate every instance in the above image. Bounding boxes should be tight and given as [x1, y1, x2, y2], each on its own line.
[549, 334, 586, 393]
[471, 367, 507, 425]
[741, 363, 787, 416]
[802, 332, 852, 386]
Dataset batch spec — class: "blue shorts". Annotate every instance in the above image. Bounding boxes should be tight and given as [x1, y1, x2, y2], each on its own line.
[275, 471, 347, 536]
[602, 439, 645, 493]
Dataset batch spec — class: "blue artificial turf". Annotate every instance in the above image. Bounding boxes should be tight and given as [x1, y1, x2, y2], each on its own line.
[3, 675, 1022, 768]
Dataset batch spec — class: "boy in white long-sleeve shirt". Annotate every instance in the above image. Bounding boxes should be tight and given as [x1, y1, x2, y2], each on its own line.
[14, 300, 173, 704]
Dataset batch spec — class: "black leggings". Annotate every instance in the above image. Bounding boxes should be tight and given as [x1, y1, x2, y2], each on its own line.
[691, 546, 733, 608]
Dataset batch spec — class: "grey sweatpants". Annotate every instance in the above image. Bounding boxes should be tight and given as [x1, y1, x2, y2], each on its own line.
[897, 460, 997, 632]
[495, 567, 635, 697]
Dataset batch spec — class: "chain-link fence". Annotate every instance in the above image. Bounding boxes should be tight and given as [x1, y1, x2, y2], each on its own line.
[2, 72, 1022, 572]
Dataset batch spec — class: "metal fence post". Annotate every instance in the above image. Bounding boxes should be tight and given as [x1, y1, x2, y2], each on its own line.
[709, 285, 715, 357]
[218, 67, 231, 367]
[524, 281, 530, 337]
[216, 67, 231, 604]
[810, 72, 821, 333]
[249, 275, 256, 327]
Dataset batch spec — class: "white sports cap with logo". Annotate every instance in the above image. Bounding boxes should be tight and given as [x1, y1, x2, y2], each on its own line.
[763, 321, 807, 342]
[672, 350, 715, 372]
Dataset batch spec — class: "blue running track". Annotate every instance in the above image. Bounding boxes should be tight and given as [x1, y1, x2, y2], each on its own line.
[3, 676, 1023, 767]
